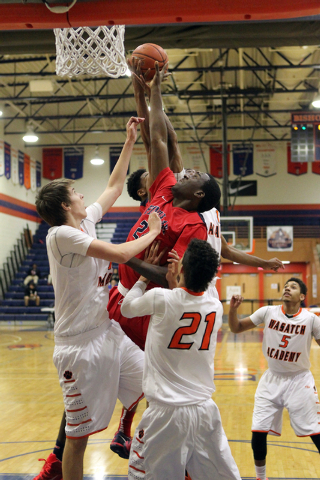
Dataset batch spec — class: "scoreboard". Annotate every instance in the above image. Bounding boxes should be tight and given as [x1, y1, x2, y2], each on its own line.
[291, 112, 320, 162]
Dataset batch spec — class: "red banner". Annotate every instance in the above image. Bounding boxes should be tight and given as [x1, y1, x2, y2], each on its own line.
[210, 144, 230, 178]
[24, 154, 30, 189]
[43, 148, 63, 180]
[312, 161, 320, 175]
[287, 143, 308, 176]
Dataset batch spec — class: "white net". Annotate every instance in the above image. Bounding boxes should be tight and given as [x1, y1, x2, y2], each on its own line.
[54, 25, 127, 78]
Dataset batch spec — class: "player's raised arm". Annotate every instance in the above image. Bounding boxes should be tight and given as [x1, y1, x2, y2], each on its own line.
[87, 212, 161, 264]
[228, 295, 257, 333]
[221, 235, 284, 271]
[95, 116, 144, 216]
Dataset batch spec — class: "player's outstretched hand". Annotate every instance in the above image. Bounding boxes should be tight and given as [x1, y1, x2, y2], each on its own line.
[129, 58, 152, 98]
[264, 258, 285, 272]
[148, 212, 161, 236]
[166, 249, 180, 289]
[126, 116, 145, 143]
[229, 294, 244, 310]
[144, 240, 167, 266]
[149, 61, 170, 89]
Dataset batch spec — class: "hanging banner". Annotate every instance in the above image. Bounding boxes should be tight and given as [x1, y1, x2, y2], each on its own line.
[64, 147, 84, 179]
[43, 147, 63, 180]
[24, 154, 31, 189]
[312, 161, 320, 175]
[11, 147, 18, 185]
[186, 145, 209, 172]
[267, 226, 293, 251]
[0, 140, 4, 177]
[4, 142, 11, 179]
[209, 144, 230, 178]
[255, 143, 277, 177]
[287, 143, 308, 176]
[232, 144, 254, 176]
[18, 150, 24, 186]
[30, 159, 36, 192]
[36, 161, 41, 188]
[109, 146, 125, 175]
[131, 145, 148, 172]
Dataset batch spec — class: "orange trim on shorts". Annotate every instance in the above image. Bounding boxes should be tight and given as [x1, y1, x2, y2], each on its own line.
[67, 418, 92, 427]
[66, 406, 87, 412]
[66, 425, 108, 440]
[64, 379, 75, 383]
[66, 393, 81, 397]
[135, 436, 144, 444]
[128, 392, 144, 411]
[129, 465, 146, 474]
[133, 450, 144, 459]
[297, 431, 320, 437]
[252, 429, 281, 436]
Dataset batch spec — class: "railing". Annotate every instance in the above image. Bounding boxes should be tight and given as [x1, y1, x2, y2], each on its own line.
[0, 225, 31, 301]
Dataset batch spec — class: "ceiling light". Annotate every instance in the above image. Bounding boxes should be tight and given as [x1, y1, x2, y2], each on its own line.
[23, 123, 39, 143]
[90, 147, 104, 166]
[282, 261, 291, 264]
[312, 93, 320, 108]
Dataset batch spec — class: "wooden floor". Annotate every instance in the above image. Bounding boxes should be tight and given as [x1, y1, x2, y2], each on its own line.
[0, 324, 319, 480]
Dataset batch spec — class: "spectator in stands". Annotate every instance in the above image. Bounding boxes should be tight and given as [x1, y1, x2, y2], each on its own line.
[24, 280, 40, 306]
[24, 263, 41, 286]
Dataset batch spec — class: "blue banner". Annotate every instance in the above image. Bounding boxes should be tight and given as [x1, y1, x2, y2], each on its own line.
[36, 161, 41, 188]
[18, 150, 24, 185]
[4, 142, 11, 179]
[64, 147, 84, 179]
[232, 144, 254, 176]
[110, 146, 129, 175]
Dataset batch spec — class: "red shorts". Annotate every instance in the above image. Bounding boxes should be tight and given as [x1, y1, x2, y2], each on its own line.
[107, 286, 150, 351]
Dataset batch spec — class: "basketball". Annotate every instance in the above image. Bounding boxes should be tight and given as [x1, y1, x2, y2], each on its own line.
[131, 43, 168, 81]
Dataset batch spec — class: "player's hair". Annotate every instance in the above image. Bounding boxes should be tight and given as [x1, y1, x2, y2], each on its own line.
[285, 277, 307, 296]
[197, 174, 221, 213]
[35, 178, 74, 227]
[127, 169, 147, 201]
[182, 238, 220, 292]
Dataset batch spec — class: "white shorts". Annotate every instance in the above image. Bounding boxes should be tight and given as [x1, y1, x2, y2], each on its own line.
[252, 369, 320, 437]
[128, 398, 241, 480]
[53, 320, 144, 439]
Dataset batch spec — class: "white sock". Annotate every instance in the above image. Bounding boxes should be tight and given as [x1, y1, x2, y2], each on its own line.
[255, 464, 266, 480]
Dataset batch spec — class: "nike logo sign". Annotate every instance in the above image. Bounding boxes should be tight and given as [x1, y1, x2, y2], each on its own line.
[228, 183, 254, 195]
[162, 196, 167, 201]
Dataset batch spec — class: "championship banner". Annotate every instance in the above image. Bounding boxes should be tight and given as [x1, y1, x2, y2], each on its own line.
[0, 140, 4, 176]
[42, 147, 63, 180]
[267, 226, 293, 252]
[232, 144, 254, 176]
[11, 147, 18, 185]
[64, 147, 84, 179]
[312, 161, 320, 175]
[131, 145, 148, 172]
[30, 159, 36, 192]
[36, 161, 41, 187]
[4, 142, 10, 179]
[24, 153, 31, 190]
[109, 146, 125, 175]
[287, 143, 307, 176]
[18, 150, 24, 186]
[209, 144, 230, 178]
[255, 143, 277, 177]
[186, 145, 209, 171]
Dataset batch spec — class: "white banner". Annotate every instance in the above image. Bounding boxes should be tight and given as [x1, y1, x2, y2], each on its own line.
[267, 226, 293, 251]
[255, 143, 277, 177]
[0, 140, 4, 177]
[30, 158, 36, 192]
[130, 145, 148, 172]
[186, 144, 210, 172]
[11, 147, 18, 185]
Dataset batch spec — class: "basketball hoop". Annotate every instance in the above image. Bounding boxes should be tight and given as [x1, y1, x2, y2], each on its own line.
[54, 25, 127, 78]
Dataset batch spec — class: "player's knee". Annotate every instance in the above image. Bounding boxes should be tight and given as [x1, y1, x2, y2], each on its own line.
[311, 434, 320, 453]
[251, 431, 268, 460]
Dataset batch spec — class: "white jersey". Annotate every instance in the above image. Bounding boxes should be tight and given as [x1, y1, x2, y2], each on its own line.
[47, 202, 112, 338]
[250, 305, 320, 376]
[121, 281, 223, 405]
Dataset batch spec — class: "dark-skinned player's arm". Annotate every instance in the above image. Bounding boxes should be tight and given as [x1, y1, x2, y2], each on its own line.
[228, 295, 257, 333]
[221, 235, 284, 271]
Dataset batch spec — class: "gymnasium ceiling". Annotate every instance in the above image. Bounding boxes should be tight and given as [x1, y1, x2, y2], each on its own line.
[1, 2, 320, 148]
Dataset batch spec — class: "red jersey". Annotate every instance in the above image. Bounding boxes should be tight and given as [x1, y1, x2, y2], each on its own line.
[119, 167, 207, 290]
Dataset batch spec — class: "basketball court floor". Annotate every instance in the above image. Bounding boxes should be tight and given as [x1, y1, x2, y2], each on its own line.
[0, 323, 319, 480]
